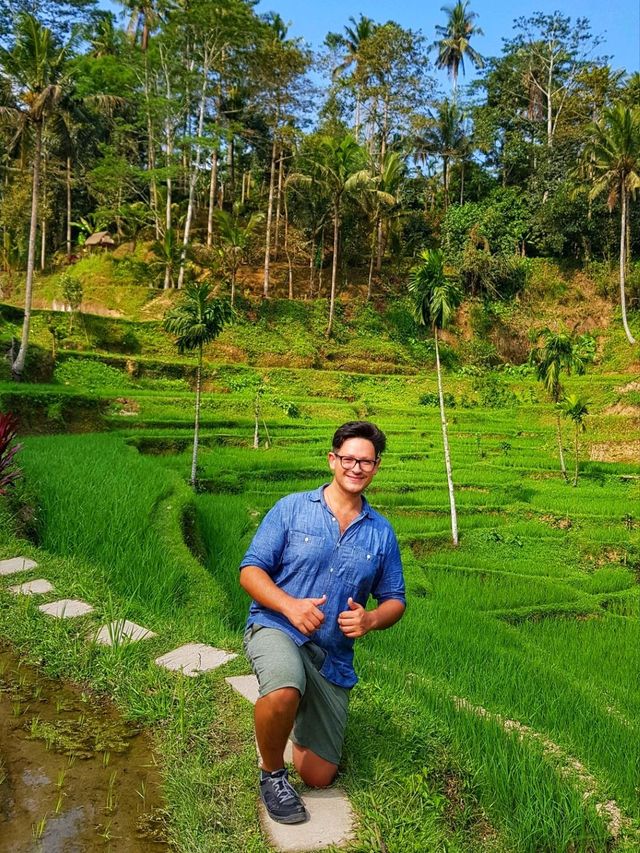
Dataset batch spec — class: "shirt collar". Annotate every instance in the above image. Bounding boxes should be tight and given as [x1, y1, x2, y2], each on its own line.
[308, 484, 372, 518]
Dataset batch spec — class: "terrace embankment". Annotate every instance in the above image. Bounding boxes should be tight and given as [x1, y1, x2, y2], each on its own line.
[0, 644, 168, 850]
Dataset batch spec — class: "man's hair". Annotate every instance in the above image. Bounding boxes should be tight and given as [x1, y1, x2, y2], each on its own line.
[332, 421, 386, 457]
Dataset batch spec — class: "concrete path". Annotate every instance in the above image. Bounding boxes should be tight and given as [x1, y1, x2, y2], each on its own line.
[39, 599, 94, 618]
[225, 674, 356, 852]
[94, 619, 156, 646]
[155, 643, 237, 676]
[8, 579, 53, 595]
[0, 557, 37, 576]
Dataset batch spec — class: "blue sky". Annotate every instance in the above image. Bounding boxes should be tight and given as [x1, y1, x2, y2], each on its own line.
[103, 0, 640, 87]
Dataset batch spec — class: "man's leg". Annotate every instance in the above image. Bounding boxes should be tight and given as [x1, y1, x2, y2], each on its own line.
[290, 642, 350, 788]
[255, 687, 300, 772]
[292, 743, 338, 788]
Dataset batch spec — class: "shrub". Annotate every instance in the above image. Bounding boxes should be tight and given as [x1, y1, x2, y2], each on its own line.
[54, 358, 132, 391]
[0, 411, 21, 493]
[419, 391, 456, 408]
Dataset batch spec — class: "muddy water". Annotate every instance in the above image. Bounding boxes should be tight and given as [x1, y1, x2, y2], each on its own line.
[0, 647, 169, 852]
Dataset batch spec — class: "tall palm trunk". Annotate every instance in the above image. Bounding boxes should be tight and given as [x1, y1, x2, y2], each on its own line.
[619, 186, 636, 344]
[263, 134, 278, 297]
[190, 344, 203, 487]
[327, 202, 340, 337]
[12, 122, 42, 380]
[206, 148, 218, 247]
[573, 424, 579, 487]
[555, 410, 568, 482]
[273, 148, 284, 260]
[367, 223, 376, 300]
[435, 327, 458, 546]
[178, 51, 209, 289]
[66, 156, 72, 258]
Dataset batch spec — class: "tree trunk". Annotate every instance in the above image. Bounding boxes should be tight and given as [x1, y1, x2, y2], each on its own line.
[12, 122, 42, 380]
[367, 224, 376, 300]
[263, 134, 278, 297]
[66, 156, 72, 258]
[178, 51, 209, 289]
[555, 411, 568, 482]
[619, 186, 636, 344]
[206, 148, 218, 248]
[145, 51, 160, 239]
[253, 396, 260, 448]
[190, 346, 203, 488]
[273, 148, 284, 262]
[375, 216, 383, 273]
[284, 188, 293, 299]
[327, 203, 340, 337]
[435, 328, 458, 546]
[573, 425, 579, 487]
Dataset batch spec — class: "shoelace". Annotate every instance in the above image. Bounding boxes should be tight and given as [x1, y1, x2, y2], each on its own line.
[272, 774, 298, 804]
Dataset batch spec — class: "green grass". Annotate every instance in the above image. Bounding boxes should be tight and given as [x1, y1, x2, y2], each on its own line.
[1, 357, 639, 850]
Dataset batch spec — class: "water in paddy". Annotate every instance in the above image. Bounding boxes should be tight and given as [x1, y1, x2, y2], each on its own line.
[0, 646, 169, 852]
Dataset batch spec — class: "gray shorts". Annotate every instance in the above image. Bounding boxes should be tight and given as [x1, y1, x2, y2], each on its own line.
[243, 624, 350, 766]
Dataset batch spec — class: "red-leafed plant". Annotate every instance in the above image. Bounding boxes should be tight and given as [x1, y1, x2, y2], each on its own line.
[0, 412, 22, 494]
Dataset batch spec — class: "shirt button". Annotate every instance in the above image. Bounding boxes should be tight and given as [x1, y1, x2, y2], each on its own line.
[304, 537, 309, 542]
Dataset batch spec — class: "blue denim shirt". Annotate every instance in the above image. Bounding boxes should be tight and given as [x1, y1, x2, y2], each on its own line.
[240, 485, 405, 688]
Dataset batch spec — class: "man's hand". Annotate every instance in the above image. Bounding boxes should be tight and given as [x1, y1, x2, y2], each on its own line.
[338, 597, 372, 639]
[284, 594, 327, 636]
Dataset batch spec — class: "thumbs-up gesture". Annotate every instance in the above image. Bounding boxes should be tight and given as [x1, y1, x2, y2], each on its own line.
[285, 594, 327, 636]
[338, 597, 371, 638]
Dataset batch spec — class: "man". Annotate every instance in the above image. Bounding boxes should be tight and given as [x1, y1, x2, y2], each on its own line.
[239, 421, 406, 824]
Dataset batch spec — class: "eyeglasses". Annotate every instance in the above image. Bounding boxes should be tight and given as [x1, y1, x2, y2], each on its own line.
[333, 453, 379, 473]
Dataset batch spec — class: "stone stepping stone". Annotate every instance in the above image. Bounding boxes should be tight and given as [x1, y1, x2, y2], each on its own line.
[39, 599, 94, 618]
[0, 557, 37, 576]
[226, 675, 356, 851]
[94, 619, 156, 646]
[155, 643, 237, 676]
[8, 579, 53, 596]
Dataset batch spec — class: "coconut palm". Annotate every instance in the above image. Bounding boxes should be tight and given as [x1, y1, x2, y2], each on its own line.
[0, 13, 73, 379]
[529, 327, 588, 482]
[584, 105, 640, 345]
[164, 283, 233, 488]
[329, 15, 377, 139]
[304, 135, 371, 336]
[560, 394, 589, 486]
[360, 149, 405, 297]
[213, 208, 264, 305]
[415, 99, 468, 212]
[432, 1, 484, 96]
[409, 249, 462, 546]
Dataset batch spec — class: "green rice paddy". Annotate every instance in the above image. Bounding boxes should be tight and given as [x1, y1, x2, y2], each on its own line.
[1, 360, 639, 851]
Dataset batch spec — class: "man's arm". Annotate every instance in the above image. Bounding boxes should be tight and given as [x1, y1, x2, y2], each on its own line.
[239, 565, 327, 636]
[337, 596, 405, 639]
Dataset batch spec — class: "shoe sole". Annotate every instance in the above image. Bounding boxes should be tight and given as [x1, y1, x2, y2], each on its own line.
[264, 808, 308, 825]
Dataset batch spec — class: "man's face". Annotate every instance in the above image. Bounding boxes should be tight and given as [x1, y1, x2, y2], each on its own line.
[328, 437, 380, 496]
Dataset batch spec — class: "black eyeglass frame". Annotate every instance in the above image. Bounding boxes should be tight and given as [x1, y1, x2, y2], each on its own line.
[331, 452, 380, 473]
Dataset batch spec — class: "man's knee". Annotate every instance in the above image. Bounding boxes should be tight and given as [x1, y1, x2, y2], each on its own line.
[258, 686, 300, 715]
[293, 745, 338, 788]
[298, 764, 337, 788]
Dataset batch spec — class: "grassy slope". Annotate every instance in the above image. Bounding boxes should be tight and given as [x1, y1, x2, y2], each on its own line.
[0, 258, 639, 851]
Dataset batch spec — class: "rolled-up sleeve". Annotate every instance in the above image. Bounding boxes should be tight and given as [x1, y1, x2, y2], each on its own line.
[371, 530, 406, 606]
[239, 500, 287, 576]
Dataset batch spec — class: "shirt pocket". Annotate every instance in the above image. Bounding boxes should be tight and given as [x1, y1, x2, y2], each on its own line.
[340, 545, 381, 600]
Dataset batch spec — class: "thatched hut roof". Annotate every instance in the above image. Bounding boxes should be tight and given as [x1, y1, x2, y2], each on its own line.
[85, 231, 115, 247]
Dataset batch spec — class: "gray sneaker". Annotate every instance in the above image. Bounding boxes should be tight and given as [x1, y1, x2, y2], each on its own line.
[260, 768, 307, 824]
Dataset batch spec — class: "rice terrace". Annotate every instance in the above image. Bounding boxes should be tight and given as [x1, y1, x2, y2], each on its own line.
[0, 0, 639, 850]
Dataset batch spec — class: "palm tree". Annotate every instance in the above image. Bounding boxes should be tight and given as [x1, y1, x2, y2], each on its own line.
[415, 99, 468, 212]
[529, 328, 588, 482]
[213, 208, 264, 305]
[164, 283, 233, 488]
[432, 1, 484, 96]
[304, 135, 371, 336]
[360, 149, 404, 297]
[409, 249, 462, 546]
[584, 105, 640, 345]
[560, 394, 589, 487]
[329, 15, 377, 140]
[0, 13, 72, 380]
